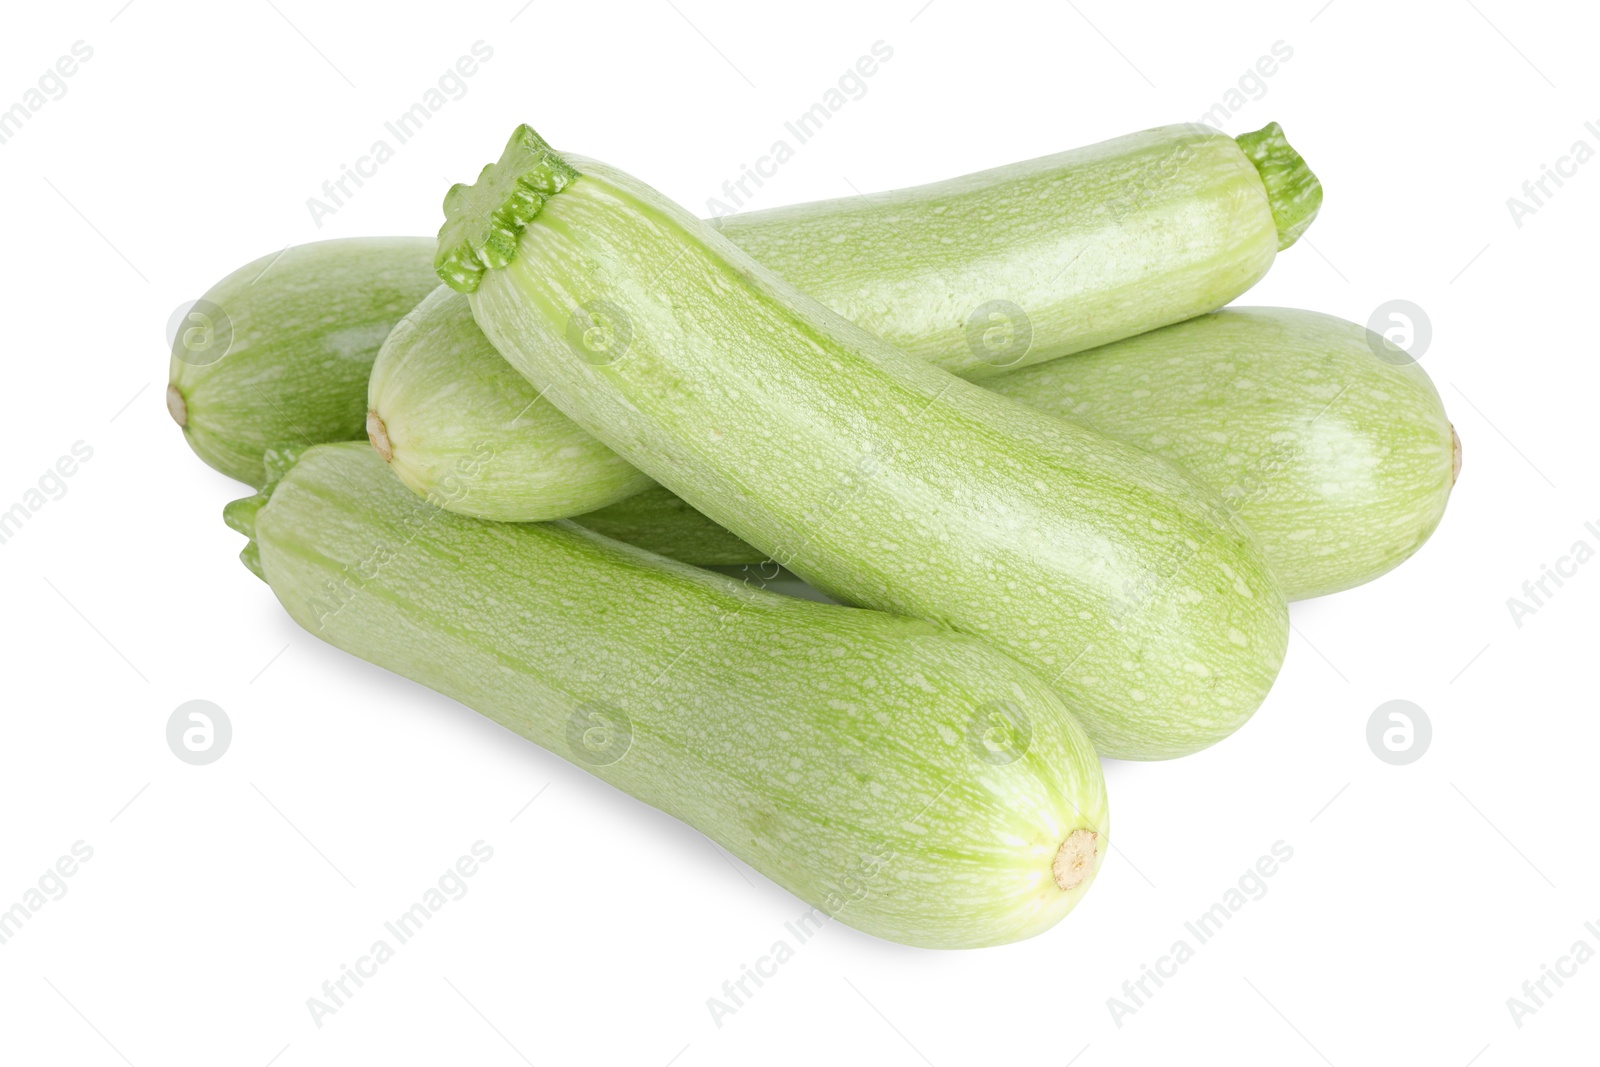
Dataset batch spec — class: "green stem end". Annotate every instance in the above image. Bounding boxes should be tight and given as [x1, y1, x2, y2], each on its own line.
[1236, 121, 1323, 250]
[434, 124, 580, 293]
[222, 445, 305, 583]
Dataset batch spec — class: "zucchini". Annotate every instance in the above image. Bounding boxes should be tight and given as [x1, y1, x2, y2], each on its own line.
[439, 126, 1289, 760]
[168, 238, 440, 487]
[710, 120, 1319, 380]
[231, 443, 1109, 950]
[368, 285, 655, 518]
[987, 309, 1459, 599]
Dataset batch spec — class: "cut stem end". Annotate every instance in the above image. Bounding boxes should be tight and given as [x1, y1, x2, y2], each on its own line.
[166, 384, 188, 428]
[1053, 829, 1099, 891]
[367, 409, 393, 463]
[434, 124, 579, 292]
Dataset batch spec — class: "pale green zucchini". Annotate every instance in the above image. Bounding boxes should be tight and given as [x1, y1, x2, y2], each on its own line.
[373, 120, 1319, 521]
[711, 120, 1319, 380]
[367, 285, 655, 517]
[168, 238, 440, 487]
[988, 309, 1459, 599]
[231, 443, 1109, 950]
[439, 126, 1289, 760]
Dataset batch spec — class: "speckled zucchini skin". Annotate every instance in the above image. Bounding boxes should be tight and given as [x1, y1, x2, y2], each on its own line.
[243, 443, 1109, 949]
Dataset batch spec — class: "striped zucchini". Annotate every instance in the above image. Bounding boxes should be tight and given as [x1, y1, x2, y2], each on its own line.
[168, 238, 439, 487]
[230, 443, 1109, 949]
[439, 126, 1289, 760]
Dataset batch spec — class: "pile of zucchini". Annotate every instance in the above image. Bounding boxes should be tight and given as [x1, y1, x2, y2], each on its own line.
[172, 120, 1456, 949]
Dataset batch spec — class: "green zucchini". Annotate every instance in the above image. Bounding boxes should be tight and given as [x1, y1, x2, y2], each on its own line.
[372, 120, 1319, 521]
[439, 126, 1290, 760]
[168, 238, 440, 487]
[231, 442, 1109, 949]
[367, 285, 655, 517]
[988, 309, 1459, 599]
[710, 120, 1319, 380]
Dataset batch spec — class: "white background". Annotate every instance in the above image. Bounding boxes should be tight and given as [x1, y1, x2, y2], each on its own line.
[1, 0, 1595, 1063]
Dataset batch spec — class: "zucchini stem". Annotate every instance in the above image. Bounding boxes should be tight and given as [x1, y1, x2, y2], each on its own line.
[223, 445, 305, 583]
[434, 124, 579, 293]
[1053, 829, 1098, 890]
[1235, 122, 1322, 250]
[223, 491, 269, 581]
